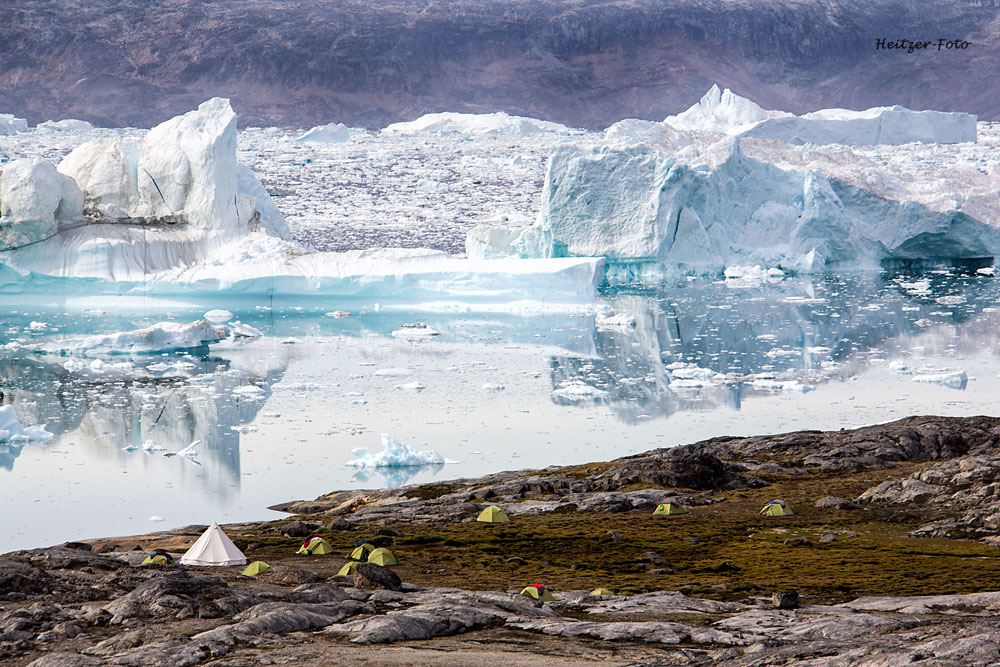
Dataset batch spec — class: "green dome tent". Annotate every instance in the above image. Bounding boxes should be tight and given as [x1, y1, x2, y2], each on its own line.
[520, 584, 555, 602]
[297, 535, 334, 555]
[349, 542, 376, 560]
[760, 500, 794, 517]
[653, 501, 688, 515]
[476, 505, 509, 523]
[337, 561, 360, 576]
[590, 588, 614, 596]
[141, 549, 175, 566]
[367, 547, 399, 566]
[241, 561, 274, 577]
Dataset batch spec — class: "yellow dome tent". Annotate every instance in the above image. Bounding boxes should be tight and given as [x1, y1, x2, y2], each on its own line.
[367, 547, 399, 566]
[653, 501, 688, 515]
[337, 561, 360, 576]
[590, 588, 614, 596]
[476, 505, 509, 523]
[241, 561, 274, 577]
[760, 500, 794, 517]
[520, 584, 555, 602]
[140, 550, 175, 566]
[349, 542, 376, 560]
[297, 535, 334, 555]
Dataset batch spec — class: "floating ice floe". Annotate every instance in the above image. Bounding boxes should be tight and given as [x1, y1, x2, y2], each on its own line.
[911, 370, 968, 388]
[374, 368, 413, 377]
[163, 439, 201, 463]
[382, 112, 578, 137]
[394, 381, 426, 391]
[294, 122, 350, 143]
[204, 309, 234, 323]
[551, 381, 609, 403]
[481, 383, 505, 391]
[723, 265, 785, 288]
[148, 515, 165, 522]
[391, 323, 441, 338]
[38, 320, 228, 356]
[0, 406, 54, 443]
[347, 433, 446, 468]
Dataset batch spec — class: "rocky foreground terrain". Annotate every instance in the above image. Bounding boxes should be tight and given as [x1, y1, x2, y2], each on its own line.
[8, 415, 1000, 665]
[3, 0, 998, 129]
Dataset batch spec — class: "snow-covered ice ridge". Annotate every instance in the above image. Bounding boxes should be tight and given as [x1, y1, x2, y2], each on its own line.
[0, 103, 602, 309]
[473, 86, 1000, 277]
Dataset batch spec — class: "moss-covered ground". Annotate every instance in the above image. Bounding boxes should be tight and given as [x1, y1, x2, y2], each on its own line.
[183, 461, 1000, 605]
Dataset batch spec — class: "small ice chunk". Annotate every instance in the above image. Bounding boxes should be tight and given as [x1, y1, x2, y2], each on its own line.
[911, 370, 968, 388]
[148, 515, 165, 522]
[347, 433, 445, 468]
[230, 321, 263, 338]
[482, 383, 505, 391]
[391, 324, 441, 338]
[935, 295, 966, 306]
[374, 368, 413, 377]
[552, 381, 609, 402]
[205, 309, 234, 323]
[394, 381, 426, 391]
[326, 311, 351, 318]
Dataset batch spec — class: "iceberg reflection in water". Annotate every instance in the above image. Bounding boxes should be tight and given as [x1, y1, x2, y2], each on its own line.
[2, 270, 1000, 551]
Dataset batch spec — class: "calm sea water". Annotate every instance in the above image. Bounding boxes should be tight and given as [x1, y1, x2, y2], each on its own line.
[2, 271, 998, 552]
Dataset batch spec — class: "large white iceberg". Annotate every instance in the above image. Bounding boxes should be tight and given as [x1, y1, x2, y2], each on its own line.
[665, 85, 977, 146]
[382, 111, 578, 136]
[480, 90, 999, 276]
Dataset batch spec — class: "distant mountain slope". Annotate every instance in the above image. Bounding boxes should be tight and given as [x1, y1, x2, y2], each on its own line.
[2, 0, 998, 129]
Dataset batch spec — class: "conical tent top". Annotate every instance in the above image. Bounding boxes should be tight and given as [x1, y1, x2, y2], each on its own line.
[349, 542, 376, 560]
[179, 522, 247, 567]
[476, 505, 509, 523]
[590, 587, 614, 596]
[337, 561, 360, 576]
[367, 547, 399, 566]
[520, 584, 555, 602]
[241, 561, 274, 577]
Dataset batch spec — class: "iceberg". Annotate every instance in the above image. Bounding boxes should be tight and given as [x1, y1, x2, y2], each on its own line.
[0, 100, 601, 311]
[0, 406, 53, 443]
[35, 119, 95, 133]
[37, 320, 229, 356]
[487, 107, 1000, 276]
[347, 433, 446, 468]
[382, 111, 578, 136]
[294, 122, 350, 143]
[665, 85, 977, 146]
[0, 113, 28, 136]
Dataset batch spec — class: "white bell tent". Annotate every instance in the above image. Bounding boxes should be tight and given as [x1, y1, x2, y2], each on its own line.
[178, 522, 248, 566]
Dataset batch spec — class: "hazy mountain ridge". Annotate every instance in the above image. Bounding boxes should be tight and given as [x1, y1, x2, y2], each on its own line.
[2, 0, 998, 129]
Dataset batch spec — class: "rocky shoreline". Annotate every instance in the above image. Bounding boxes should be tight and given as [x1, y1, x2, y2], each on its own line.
[6, 415, 1000, 666]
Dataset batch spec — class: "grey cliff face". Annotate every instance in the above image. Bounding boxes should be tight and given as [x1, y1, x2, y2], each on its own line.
[2, 0, 998, 129]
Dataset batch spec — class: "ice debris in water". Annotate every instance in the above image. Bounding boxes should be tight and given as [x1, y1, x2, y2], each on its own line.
[0, 406, 54, 443]
[391, 323, 441, 338]
[595, 312, 638, 331]
[294, 122, 349, 143]
[381, 111, 578, 137]
[347, 433, 446, 468]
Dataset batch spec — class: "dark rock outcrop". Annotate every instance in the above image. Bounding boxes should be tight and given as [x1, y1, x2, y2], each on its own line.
[352, 564, 402, 592]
